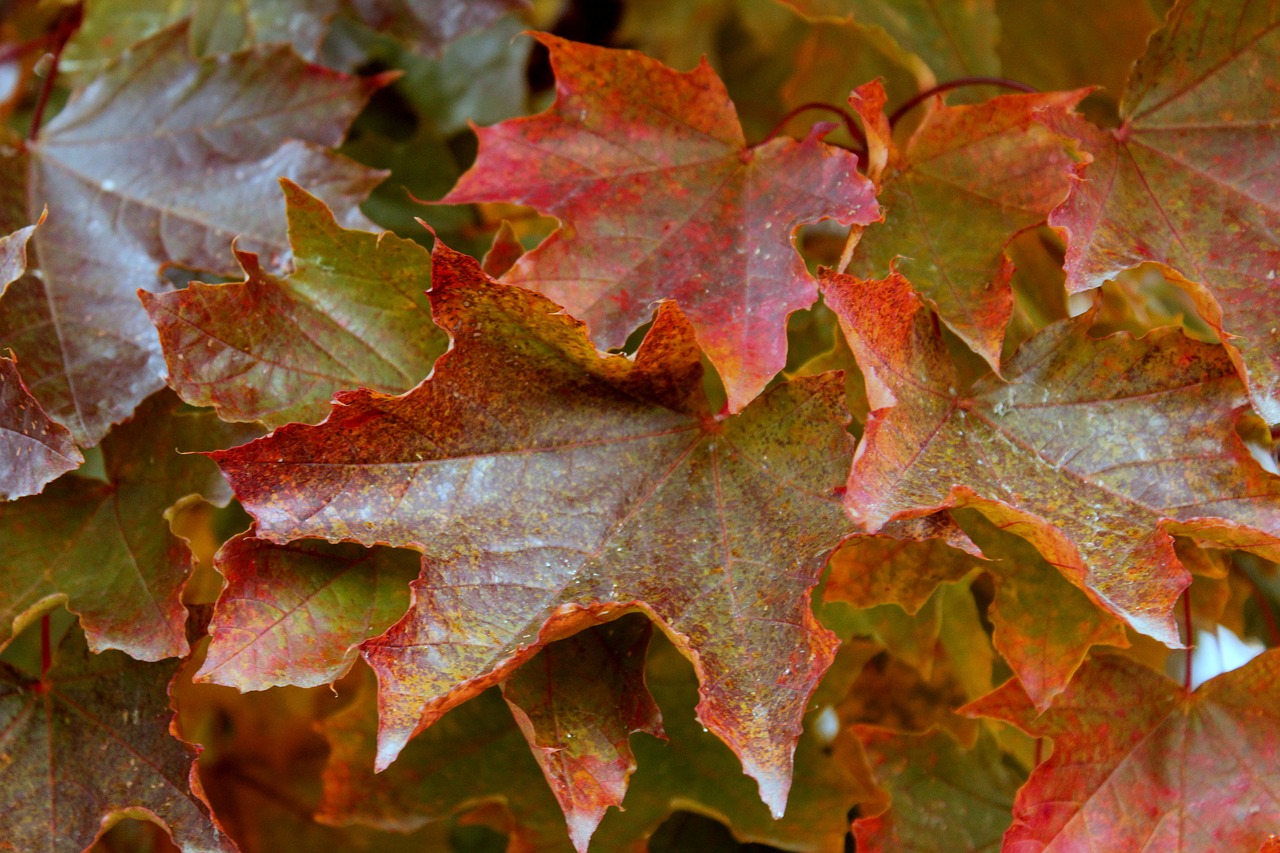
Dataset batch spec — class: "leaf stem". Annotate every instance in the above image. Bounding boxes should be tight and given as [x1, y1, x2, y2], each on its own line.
[887, 76, 1038, 128]
[25, 2, 83, 142]
[757, 101, 867, 153]
[1182, 588, 1193, 692]
[40, 613, 51, 679]
[0, 34, 52, 65]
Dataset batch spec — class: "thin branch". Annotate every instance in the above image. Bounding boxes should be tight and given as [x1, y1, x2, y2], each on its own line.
[888, 76, 1039, 128]
[26, 2, 83, 141]
[1183, 588, 1194, 692]
[757, 101, 867, 152]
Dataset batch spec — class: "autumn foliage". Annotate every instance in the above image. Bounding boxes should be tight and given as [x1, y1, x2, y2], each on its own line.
[2, 0, 1280, 850]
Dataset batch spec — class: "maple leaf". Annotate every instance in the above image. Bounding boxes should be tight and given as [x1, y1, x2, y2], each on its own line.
[1048, 0, 1280, 423]
[0, 354, 82, 500]
[196, 531, 420, 690]
[0, 625, 236, 852]
[440, 33, 879, 411]
[777, 0, 1000, 81]
[845, 82, 1086, 367]
[0, 392, 258, 660]
[0, 23, 384, 445]
[211, 242, 855, 814]
[964, 650, 1280, 851]
[142, 181, 446, 428]
[319, 626, 876, 851]
[850, 727, 1022, 852]
[823, 267, 1280, 646]
[499, 616, 664, 852]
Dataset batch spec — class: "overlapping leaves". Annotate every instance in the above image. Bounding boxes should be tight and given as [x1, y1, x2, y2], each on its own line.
[1049, 0, 1280, 423]
[441, 33, 879, 411]
[966, 651, 1280, 850]
[211, 242, 855, 816]
[2, 0, 1279, 850]
[0, 22, 383, 445]
[824, 267, 1280, 646]
[142, 180, 445, 428]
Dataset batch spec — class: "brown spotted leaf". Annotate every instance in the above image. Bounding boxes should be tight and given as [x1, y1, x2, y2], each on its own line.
[0, 625, 237, 852]
[964, 651, 1280, 851]
[440, 34, 879, 411]
[211, 242, 854, 815]
[142, 181, 445, 428]
[501, 616, 664, 853]
[1, 354, 81, 501]
[823, 268, 1280, 647]
[196, 531, 420, 690]
[1049, 0, 1280, 423]
[0, 392, 259, 660]
[0, 22, 384, 445]
[847, 81, 1086, 367]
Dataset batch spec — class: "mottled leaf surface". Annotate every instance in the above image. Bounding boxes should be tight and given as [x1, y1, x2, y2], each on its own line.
[777, 0, 1000, 80]
[0, 393, 258, 659]
[143, 181, 445, 428]
[501, 617, 663, 852]
[965, 651, 1280, 851]
[442, 34, 879, 410]
[1049, 0, 1280, 422]
[847, 83, 1085, 366]
[824, 268, 1280, 646]
[851, 727, 1022, 852]
[196, 532, 420, 690]
[212, 243, 854, 814]
[0, 23, 383, 444]
[0, 354, 81, 501]
[0, 626, 236, 852]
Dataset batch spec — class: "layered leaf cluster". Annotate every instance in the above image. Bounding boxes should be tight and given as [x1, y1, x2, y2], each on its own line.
[1, 0, 1279, 851]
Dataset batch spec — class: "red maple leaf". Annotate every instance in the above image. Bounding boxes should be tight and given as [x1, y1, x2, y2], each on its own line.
[441, 33, 880, 411]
